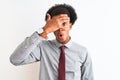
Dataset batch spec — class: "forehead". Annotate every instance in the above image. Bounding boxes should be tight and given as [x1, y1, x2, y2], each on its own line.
[51, 14, 70, 18]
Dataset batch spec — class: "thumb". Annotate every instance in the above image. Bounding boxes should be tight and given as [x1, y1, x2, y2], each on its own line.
[46, 14, 51, 22]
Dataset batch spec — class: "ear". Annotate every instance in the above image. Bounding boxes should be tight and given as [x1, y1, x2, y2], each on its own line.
[46, 14, 51, 22]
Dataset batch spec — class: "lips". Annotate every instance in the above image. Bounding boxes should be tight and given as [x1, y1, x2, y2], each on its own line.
[59, 34, 63, 37]
[57, 33, 64, 39]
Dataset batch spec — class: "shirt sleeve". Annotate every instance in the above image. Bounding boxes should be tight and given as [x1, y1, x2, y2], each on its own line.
[9, 31, 46, 66]
[81, 50, 94, 80]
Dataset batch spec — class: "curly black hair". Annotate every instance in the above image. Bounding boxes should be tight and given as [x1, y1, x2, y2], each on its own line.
[45, 3, 77, 25]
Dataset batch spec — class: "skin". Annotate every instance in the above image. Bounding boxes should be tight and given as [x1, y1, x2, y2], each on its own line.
[39, 14, 72, 44]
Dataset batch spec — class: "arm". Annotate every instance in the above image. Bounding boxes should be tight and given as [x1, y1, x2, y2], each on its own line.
[10, 14, 69, 66]
[10, 32, 45, 66]
[81, 51, 94, 80]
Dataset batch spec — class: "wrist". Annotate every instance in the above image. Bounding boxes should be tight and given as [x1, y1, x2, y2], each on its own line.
[38, 27, 48, 39]
[42, 27, 49, 34]
[39, 31, 48, 39]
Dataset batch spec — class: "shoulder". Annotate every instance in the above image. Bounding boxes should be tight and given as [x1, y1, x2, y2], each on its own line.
[39, 39, 56, 48]
[71, 41, 88, 52]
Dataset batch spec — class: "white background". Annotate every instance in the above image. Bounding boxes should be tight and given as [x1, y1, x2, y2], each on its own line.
[0, 0, 120, 80]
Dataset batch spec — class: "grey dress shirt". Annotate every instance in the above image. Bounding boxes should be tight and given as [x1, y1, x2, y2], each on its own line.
[10, 32, 94, 80]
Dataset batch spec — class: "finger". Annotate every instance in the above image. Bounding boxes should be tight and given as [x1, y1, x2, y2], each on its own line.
[60, 18, 70, 24]
[46, 14, 51, 22]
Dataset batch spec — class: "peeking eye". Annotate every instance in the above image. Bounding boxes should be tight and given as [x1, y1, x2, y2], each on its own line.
[63, 22, 66, 26]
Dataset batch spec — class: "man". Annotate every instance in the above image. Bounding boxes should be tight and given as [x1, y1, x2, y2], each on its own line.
[10, 3, 94, 80]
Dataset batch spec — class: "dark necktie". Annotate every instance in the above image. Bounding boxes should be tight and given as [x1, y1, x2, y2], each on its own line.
[58, 46, 65, 80]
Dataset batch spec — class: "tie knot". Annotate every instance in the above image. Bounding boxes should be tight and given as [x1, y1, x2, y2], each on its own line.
[60, 46, 65, 50]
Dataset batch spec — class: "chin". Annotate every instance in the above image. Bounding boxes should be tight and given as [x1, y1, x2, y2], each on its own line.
[56, 36, 69, 44]
[57, 39, 67, 44]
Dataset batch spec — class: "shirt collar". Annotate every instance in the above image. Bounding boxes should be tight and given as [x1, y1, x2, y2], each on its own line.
[52, 39, 73, 48]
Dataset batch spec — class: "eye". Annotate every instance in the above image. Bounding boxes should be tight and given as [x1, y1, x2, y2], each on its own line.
[62, 22, 66, 26]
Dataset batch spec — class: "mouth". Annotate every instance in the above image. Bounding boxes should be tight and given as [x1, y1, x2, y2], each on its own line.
[57, 33, 64, 39]
[59, 34, 63, 37]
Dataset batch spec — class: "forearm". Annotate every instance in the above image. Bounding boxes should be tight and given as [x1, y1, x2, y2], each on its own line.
[10, 32, 45, 65]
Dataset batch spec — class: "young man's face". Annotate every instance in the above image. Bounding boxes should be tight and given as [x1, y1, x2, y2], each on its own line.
[54, 20, 72, 44]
